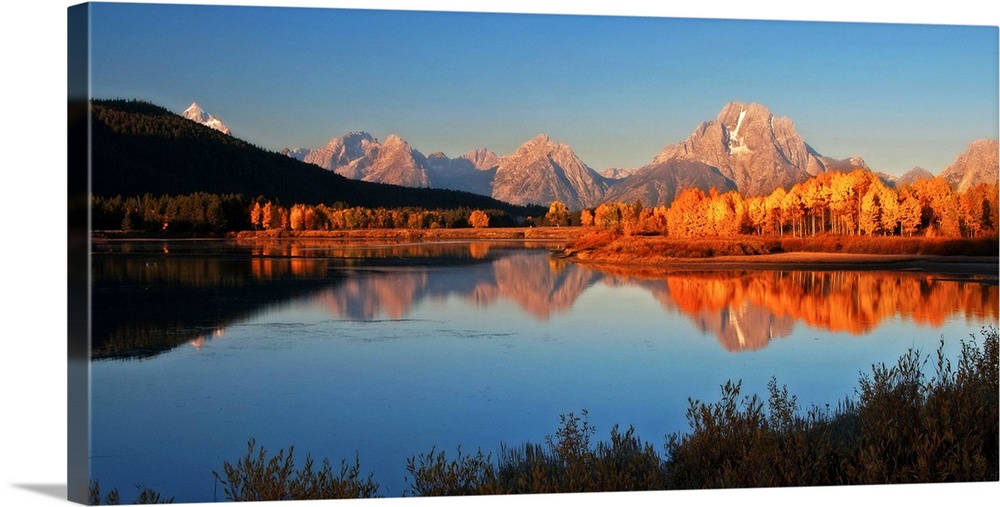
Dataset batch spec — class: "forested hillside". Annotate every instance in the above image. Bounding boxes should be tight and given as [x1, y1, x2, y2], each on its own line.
[88, 99, 541, 215]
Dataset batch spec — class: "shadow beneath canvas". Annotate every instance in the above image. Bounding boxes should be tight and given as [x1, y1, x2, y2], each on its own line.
[12, 483, 67, 501]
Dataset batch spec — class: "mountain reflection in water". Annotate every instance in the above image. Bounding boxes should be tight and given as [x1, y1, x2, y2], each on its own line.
[91, 240, 998, 359]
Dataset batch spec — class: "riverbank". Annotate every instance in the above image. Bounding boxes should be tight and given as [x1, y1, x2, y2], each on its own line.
[233, 226, 588, 241]
[574, 252, 999, 278]
[557, 232, 999, 277]
[95, 226, 588, 241]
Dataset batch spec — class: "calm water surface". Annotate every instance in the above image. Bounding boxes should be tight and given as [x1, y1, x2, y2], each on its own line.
[89, 239, 999, 502]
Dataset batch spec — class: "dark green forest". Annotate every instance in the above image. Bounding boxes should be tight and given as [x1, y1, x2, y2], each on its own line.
[87, 99, 542, 218]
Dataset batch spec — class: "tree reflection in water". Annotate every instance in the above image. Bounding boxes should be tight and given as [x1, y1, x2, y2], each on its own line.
[91, 240, 998, 359]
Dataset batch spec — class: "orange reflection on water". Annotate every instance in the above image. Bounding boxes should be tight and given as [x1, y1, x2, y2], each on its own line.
[469, 242, 490, 259]
[314, 271, 429, 320]
[470, 253, 595, 320]
[605, 267, 998, 351]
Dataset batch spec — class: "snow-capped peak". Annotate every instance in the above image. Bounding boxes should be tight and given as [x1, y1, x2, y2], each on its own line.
[183, 102, 207, 122]
[182, 102, 231, 135]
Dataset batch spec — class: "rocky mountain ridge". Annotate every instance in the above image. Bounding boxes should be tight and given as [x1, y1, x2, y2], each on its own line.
[280, 101, 997, 209]
[648, 101, 868, 198]
[490, 134, 608, 209]
[938, 139, 999, 192]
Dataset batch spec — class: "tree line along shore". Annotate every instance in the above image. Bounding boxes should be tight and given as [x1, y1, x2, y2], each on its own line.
[90, 168, 998, 266]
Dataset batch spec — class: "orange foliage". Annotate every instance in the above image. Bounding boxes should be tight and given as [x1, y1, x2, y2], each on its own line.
[592, 171, 997, 240]
[667, 270, 998, 338]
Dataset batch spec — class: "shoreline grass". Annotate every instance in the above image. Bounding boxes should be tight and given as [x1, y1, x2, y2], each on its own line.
[559, 232, 999, 276]
[92, 226, 590, 242]
[563, 232, 999, 260]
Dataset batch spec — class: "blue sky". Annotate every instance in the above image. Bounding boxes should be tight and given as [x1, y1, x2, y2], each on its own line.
[88, 1, 998, 176]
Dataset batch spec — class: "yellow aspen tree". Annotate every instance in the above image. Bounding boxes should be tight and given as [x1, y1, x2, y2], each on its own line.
[545, 200, 570, 227]
[250, 201, 263, 230]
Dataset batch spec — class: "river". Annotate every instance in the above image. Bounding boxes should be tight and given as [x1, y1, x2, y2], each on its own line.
[87, 238, 998, 502]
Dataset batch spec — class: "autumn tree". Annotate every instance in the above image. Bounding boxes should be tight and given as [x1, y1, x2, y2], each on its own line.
[249, 201, 263, 230]
[469, 209, 490, 228]
[639, 206, 670, 235]
[959, 182, 1000, 237]
[745, 196, 767, 235]
[279, 207, 290, 230]
[620, 200, 644, 235]
[827, 172, 856, 235]
[764, 187, 786, 236]
[594, 202, 624, 233]
[708, 190, 745, 236]
[303, 206, 323, 230]
[859, 190, 882, 236]
[666, 187, 708, 237]
[261, 202, 275, 230]
[545, 201, 570, 227]
[857, 179, 896, 236]
[289, 204, 306, 231]
[913, 178, 960, 236]
[780, 188, 806, 237]
[800, 176, 830, 235]
[848, 170, 878, 235]
[897, 191, 921, 237]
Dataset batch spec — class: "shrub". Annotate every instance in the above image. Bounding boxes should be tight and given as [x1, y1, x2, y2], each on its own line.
[88, 481, 173, 505]
[404, 446, 496, 496]
[850, 327, 999, 483]
[664, 326, 999, 488]
[213, 438, 381, 501]
[405, 410, 667, 495]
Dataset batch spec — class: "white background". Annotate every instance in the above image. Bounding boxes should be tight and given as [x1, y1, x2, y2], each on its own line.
[2, 1, 997, 506]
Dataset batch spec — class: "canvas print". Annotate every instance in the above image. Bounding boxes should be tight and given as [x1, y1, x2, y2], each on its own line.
[67, 1, 999, 505]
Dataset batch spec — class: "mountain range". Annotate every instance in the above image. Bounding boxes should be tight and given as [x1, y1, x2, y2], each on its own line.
[277, 101, 998, 209]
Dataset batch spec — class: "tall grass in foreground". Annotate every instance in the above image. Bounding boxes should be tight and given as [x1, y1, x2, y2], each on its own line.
[405, 411, 667, 495]
[87, 481, 173, 504]
[211, 438, 382, 501]
[89, 326, 998, 503]
[406, 326, 998, 493]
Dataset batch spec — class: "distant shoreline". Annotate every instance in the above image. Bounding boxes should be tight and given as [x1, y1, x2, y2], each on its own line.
[567, 251, 999, 278]
[92, 226, 588, 242]
[556, 232, 999, 278]
[90, 228, 999, 277]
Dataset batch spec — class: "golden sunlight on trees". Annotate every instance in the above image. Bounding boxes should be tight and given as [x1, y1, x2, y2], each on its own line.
[241, 201, 512, 232]
[665, 188, 707, 238]
[585, 169, 997, 240]
[593, 203, 623, 233]
[250, 201, 263, 230]
[545, 201, 570, 227]
[469, 209, 490, 228]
